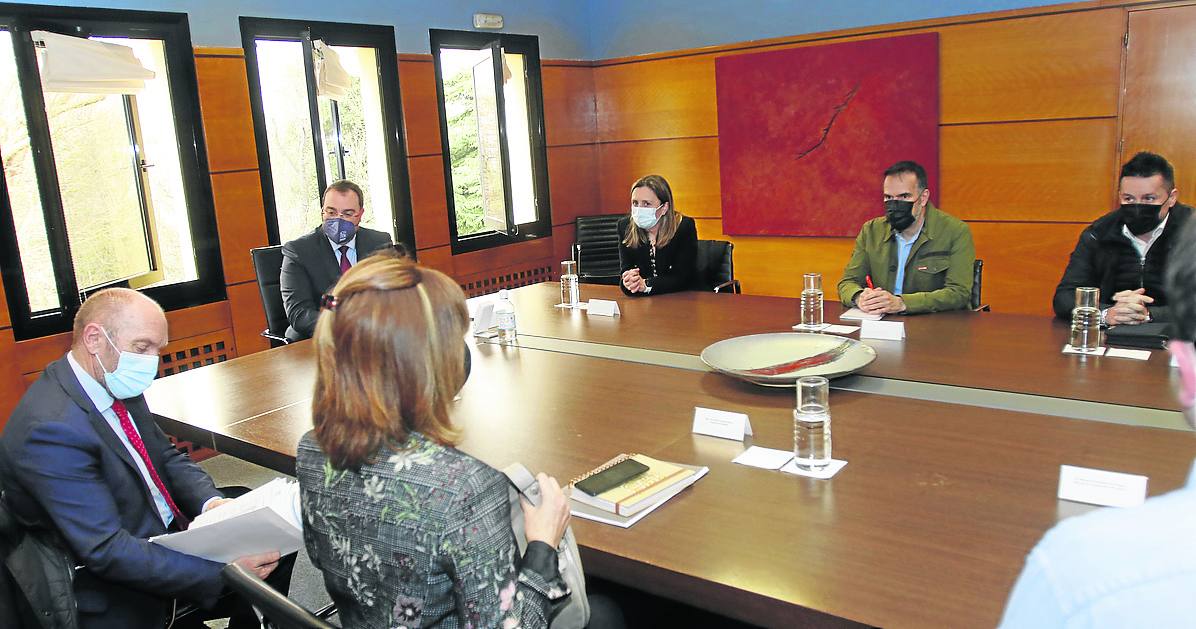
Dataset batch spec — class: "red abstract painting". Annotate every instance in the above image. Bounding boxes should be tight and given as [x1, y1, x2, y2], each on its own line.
[715, 33, 939, 237]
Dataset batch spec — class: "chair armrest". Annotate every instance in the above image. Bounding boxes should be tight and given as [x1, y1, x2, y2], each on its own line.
[713, 279, 740, 294]
[260, 329, 291, 345]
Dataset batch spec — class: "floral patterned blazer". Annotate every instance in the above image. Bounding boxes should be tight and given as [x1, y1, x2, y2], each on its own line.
[297, 431, 570, 629]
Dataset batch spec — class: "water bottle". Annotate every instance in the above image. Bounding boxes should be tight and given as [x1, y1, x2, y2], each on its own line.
[560, 260, 580, 308]
[1069, 286, 1102, 353]
[494, 289, 517, 345]
[793, 376, 832, 470]
[800, 273, 824, 328]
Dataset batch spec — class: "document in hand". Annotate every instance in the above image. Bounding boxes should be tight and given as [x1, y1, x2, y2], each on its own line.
[151, 477, 303, 563]
[569, 454, 708, 527]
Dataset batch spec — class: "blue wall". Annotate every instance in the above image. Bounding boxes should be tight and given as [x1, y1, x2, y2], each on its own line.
[584, 0, 1075, 58]
[7, 1, 1080, 59]
[3, 0, 594, 58]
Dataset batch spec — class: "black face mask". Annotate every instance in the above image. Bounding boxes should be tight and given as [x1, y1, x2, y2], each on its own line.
[884, 199, 917, 232]
[1119, 203, 1165, 236]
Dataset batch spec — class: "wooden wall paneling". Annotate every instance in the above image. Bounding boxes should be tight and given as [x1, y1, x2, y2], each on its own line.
[194, 53, 259, 172]
[398, 58, 444, 158]
[416, 245, 454, 277]
[452, 237, 555, 278]
[939, 8, 1124, 123]
[164, 301, 234, 341]
[940, 118, 1120, 222]
[226, 280, 270, 356]
[551, 224, 576, 270]
[0, 268, 9, 329]
[542, 64, 598, 147]
[548, 144, 602, 226]
[598, 138, 722, 218]
[694, 218, 856, 299]
[593, 55, 718, 143]
[1122, 4, 1196, 198]
[969, 221, 1085, 315]
[0, 328, 24, 429]
[15, 333, 71, 377]
[211, 170, 270, 285]
[408, 155, 452, 249]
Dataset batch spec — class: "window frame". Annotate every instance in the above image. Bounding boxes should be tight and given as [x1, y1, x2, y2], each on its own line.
[240, 17, 415, 250]
[0, 3, 224, 341]
[430, 29, 552, 255]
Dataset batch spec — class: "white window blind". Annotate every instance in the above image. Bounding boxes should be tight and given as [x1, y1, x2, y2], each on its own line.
[32, 30, 154, 94]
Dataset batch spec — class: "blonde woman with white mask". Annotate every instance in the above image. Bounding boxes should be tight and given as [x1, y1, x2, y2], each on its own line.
[617, 174, 698, 296]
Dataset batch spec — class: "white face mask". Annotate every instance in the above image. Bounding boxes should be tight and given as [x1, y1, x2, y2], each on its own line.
[93, 327, 160, 399]
[632, 205, 661, 230]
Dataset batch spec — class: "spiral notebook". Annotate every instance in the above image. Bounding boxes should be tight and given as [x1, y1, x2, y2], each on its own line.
[569, 454, 708, 527]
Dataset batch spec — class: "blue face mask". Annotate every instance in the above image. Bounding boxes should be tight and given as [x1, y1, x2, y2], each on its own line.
[632, 205, 661, 230]
[93, 327, 159, 399]
[322, 218, 357, 245]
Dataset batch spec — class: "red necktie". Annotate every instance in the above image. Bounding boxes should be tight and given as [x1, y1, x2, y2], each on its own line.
[111, 400, 190, 530]
[339, 245, 351, 274]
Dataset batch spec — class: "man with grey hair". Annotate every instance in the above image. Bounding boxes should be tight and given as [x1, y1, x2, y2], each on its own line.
[1000, 220, 1196, 627]
[0, 288, 285, 628]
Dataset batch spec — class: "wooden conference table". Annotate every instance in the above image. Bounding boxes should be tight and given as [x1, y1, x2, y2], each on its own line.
[146, 285, 1196, 628]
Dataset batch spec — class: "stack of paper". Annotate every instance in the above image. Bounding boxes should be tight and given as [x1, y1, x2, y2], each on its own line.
[151, 477, 303, 563]
[570, 455, 708, 528]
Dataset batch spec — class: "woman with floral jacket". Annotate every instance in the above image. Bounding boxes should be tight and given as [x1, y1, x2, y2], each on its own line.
[295, 253, 572, 629]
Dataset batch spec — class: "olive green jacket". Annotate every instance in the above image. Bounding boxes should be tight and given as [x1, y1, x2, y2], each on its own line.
[837, 203, 975, 314]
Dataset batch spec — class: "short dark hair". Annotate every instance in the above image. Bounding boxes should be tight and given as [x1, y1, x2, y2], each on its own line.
[1120, 151, 1175, 190]
[883, 161, 928, 191]
[323, 179, 364, 208]
[1166, 219, 1196, 342]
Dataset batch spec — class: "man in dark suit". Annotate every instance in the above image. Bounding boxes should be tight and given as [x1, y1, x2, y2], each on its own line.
[280, 179, 393, 341]
[0, 288, 283, 628]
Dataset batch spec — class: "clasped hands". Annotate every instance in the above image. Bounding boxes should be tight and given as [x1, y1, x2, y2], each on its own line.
[856, 287, 906, 314]
[621, 268, 648, 293]
[1104, 288, 1154, 326]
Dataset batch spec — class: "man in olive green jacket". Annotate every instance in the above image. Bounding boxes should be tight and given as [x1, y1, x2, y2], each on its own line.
[837, 161, 975, 314]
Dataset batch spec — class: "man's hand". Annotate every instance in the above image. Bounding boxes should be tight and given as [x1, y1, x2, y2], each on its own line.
[232, 550, 281, 580]
[856, 288, 906, 314]
[1105, 288, 1153, 325]
[203, 498, 233, 513]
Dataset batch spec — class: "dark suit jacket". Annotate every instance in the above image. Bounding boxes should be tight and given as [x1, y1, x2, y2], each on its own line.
[280, 226, 393, 341]
[0, 357, 225, 629]
[617, 215, 698, 296]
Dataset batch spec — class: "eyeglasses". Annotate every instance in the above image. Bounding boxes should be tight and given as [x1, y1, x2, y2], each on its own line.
[322, 208, 360, 219]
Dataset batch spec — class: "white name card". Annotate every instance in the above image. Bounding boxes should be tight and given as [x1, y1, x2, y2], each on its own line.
[587, 299, 621, 317]
[860, 319, 905, 340]
[1106, 348, 1151, 361]
[1057, 465, 1148, 508]
[472, 302, 494, 335]
[692, 407, 753, 441]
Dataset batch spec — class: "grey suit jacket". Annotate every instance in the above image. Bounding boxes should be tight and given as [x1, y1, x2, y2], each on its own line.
[280, 226, 393, 341]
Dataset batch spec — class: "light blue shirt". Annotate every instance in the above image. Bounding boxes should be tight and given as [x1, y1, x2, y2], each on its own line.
[66, 351, 176, 527]
[999, 460, 1196, 628]
[328, 235, 358, 267]
[892, 225, 923, 296]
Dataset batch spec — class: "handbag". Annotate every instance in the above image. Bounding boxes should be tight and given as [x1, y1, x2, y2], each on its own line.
[502, 463, 590, 629]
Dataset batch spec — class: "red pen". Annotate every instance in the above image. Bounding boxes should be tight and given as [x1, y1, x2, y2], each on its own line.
[865, 275, 875, 289]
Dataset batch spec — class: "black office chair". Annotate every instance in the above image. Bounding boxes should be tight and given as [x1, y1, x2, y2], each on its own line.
[971, 259, 990, 311]
[221, 563, 338, 629]
[250, 246, 291, 347]
[694, 239, 741, 293]
[573, 214, 623, 285]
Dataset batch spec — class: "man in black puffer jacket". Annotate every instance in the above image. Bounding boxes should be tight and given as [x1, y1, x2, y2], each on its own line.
[1053, 151, 1191, 324]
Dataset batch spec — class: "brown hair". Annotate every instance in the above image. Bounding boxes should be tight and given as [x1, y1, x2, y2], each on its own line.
[311, 253, 469, 469]
[323, 179, 365, 208]
[623, 174, 681, 249]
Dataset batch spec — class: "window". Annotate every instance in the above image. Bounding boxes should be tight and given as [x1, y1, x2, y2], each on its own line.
[430, 30, 551, 254]
[241, 18, 413, 248]
[0, 6, 223, 340]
